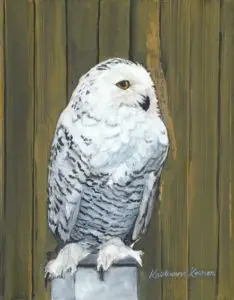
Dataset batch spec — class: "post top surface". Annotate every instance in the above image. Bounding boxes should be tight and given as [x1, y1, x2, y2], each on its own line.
[78, 253, 139, 267]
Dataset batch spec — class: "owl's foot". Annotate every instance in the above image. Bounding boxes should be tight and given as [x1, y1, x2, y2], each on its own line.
[44, 243, 89, 282]
[97, 237, 143, 274]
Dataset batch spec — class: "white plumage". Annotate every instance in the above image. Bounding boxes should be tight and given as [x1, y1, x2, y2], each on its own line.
[45, 58, 169, 280]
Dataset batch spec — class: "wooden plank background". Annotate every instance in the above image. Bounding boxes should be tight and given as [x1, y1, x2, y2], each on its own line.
[0, 0, 233, 299]
[0, 0, 4, 298]
[4, 1, 34, 299]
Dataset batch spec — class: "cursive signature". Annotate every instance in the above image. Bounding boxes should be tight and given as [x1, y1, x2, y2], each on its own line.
[149, 267, 216, 280]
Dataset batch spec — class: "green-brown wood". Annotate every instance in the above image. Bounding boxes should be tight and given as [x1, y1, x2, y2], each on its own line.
[0, 0, 4, 297]
[0, 0, 234, 299]
[130, 1, 163, 299]
[217, 1, 234, 298]
[160, 1, 190, 299]
[33, 1, 67, 299]
[67, 0, 99, 99]
[188, 1, 220, 299]
[99, 0, 131, 61]
[4, 1, 34, 299]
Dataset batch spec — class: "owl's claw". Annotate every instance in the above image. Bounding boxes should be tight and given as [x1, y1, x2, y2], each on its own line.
[44, 243, 89, 283]
[44, 272, 51, 290]
[98, 265, 105, 281]
[97, 237, 144, 274]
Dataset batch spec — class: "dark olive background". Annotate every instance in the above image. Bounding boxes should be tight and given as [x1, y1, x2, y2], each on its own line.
[0, 1, 233, 299]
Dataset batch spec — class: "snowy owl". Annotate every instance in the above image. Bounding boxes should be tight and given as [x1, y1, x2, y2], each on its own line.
[45, 57, 169, 282]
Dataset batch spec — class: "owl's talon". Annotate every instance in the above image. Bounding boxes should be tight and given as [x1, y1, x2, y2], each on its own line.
[44, 243, 89, 281]
[44, 272, 51, 290]
[98, 265, 105, 281]
[97, 237, 143, 272]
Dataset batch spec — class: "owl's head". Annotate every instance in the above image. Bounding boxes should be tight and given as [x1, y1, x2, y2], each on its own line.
[76, 58, 159, 116]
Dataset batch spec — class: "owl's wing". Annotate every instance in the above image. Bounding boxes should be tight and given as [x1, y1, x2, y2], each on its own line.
[131, 146, 169, 242]
[47, 120, 84, 243]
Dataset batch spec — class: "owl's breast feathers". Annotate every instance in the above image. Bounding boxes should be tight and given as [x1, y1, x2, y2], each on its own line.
[62, 103, 168, 171]
[48, 103, 169, 246]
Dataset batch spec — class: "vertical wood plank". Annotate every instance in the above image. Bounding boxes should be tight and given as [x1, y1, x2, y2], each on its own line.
[33, 1, 67, 299]
[130, 0, 158, 65]
[67, 0, 99, 98]
[0, 0, 4, 297]
[130, 1, 164, 299]
[217, 0, 234, 298]
[4, 0, 34, 299]
[160, 1, 190, 299]
[188, 1, 220, 299]
[99, 0, 130, 61]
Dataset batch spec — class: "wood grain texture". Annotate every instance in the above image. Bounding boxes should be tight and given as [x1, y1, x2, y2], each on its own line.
[130, 1, 164, 299]
[160, 1, 190, 299]
[4, 1, 34, 299]
[188, 1, 220, 299]
[217, 0, 234, 298]
[67, 0, 99, 99]
[0, 0, 4, 297]
[99, 0, 130, 61]
[33, 1, 67, 299]
[1, 1, 234, 299]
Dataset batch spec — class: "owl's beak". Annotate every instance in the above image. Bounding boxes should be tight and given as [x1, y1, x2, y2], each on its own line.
[139, 95, 150, 111]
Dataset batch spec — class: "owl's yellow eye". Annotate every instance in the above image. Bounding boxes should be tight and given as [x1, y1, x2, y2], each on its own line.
[116, 80, 130, 90]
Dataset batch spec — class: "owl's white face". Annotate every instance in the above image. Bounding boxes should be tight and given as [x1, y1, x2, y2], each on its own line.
[76, 58, 159, 117]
